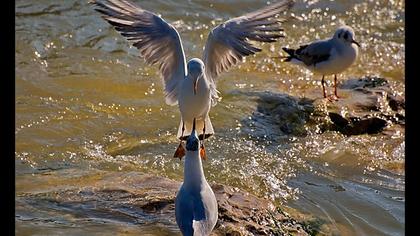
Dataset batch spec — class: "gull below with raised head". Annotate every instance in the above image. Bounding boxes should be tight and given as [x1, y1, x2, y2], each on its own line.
[282, 25, 360, 99]
[175, 118, 218, 236]
[91, 0, 294, 159]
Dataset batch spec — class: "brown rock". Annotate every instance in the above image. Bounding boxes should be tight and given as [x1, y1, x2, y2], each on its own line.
[16, 171, 310, 236]
[328, 113, 388, 136]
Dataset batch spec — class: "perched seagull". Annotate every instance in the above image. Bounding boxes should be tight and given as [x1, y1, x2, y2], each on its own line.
[91, 0, 294, 159]
[282, 25, 360, 99]
[175, 118, 218, 236]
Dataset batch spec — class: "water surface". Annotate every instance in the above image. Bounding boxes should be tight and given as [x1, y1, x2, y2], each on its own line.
[16, 0, 404, 235]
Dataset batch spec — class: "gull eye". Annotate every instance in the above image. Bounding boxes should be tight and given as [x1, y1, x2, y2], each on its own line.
[338, 32, 341, 38]
[344, 32, 349, 40]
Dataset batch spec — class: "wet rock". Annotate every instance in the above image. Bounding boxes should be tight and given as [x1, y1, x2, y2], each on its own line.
[328, 112, 349, 128]
[328, 112, 388, 136]
[211, 184, 309, 235]
[386, 94, 405, 111]
[318, 76, 405, 135]
[238, 76, 404, 139]
[16, 171, 310, 236]
[338, 76, 405, 114]
[327, 184, 346, 192]
[240, 91, 314, 140]
[339, 76, 389, 90]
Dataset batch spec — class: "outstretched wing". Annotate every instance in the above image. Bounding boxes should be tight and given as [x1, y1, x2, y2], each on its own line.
[203, 0, 294, 81]
[92, 0, 187, 105]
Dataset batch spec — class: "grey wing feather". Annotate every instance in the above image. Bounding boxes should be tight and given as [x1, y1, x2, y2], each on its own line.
[176, 185, 218, 236]
[193, 189, 218, 235]
[192, 198, 207, 235]
[175, 188, 194, 235]
[297, 39, 332, 66]
[91, 0, 186, 105]
[203, 0, 294, 81]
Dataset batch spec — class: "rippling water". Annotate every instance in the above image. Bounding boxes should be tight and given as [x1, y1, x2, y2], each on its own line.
[16, 0, 404, 235]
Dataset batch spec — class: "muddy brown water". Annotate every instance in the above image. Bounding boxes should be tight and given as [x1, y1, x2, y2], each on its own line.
[16, 0, 404, 235]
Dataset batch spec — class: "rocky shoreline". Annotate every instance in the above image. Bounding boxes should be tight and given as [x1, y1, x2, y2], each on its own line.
[16, 170, 312, 235]
[240, 76, 404, 140]
[322, 76, 404, 136]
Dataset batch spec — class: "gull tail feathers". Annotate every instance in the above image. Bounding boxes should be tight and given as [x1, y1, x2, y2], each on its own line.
[177, 116, 214, 140]
[281, 47, 303, 65]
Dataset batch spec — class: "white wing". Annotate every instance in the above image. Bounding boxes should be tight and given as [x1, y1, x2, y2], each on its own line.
[92, 0, 187, 105]
[203, 0, 294, 82]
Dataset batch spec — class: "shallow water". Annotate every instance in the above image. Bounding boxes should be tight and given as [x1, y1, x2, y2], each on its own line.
[16, 0, 404, 235]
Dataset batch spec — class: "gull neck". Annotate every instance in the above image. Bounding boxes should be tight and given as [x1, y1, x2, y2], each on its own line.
[183, 150, 205, 188]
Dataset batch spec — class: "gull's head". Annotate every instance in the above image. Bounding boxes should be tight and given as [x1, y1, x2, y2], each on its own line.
[187, 58, 205, 78]
[187, 58, 205, 95]
[333, 26, 360, 48]
[186, 118, 200, 152]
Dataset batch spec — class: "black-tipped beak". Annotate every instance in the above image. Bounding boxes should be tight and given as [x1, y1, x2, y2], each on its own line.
[192, 118, 196, 132]
[352, 40, 361, 48]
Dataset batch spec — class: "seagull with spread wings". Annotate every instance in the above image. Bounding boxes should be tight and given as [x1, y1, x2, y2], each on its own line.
[91, 0, 294, 160]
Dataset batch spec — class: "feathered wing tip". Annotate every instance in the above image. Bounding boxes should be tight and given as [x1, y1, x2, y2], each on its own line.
[91, 0, 187, 107]
[164, 81, 181, 106]
[177, 116, 214, 140]
[203, 0, 295, 81]
[210, 84, 220, 107]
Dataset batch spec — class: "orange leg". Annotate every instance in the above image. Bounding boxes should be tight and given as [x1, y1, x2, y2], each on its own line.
[321, 75, 327, 98]
[174, 122, 186, 160]
[200, 122, 207, 160]
[334, 74, 340, 98]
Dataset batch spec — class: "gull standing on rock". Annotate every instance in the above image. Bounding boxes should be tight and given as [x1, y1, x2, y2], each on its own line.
[91, 0, 294, 159]
[282, 25, 360, 99]
[175, 118, 218, 236]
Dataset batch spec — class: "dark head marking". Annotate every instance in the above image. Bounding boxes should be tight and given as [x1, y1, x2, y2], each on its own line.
[186, 136, 199, 151]
[344, 32, 349, 40]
